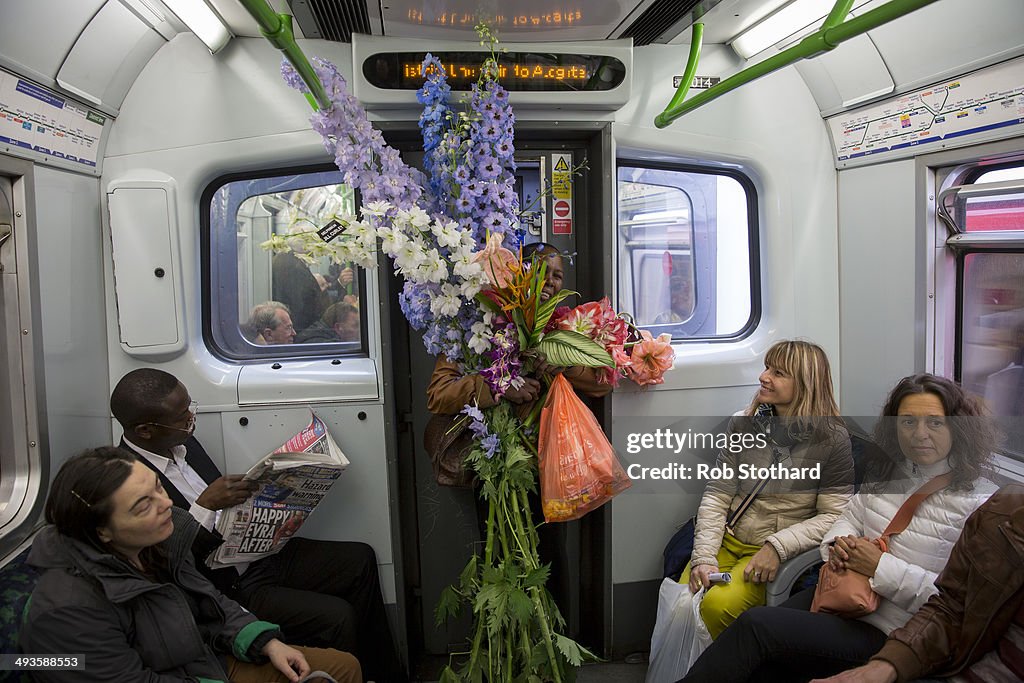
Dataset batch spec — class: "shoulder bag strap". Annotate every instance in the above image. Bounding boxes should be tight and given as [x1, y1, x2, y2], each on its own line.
[724, 445, 786, 535]
[877, 472, 955, 551]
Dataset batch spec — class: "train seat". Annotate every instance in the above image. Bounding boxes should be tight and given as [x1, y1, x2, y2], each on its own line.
[0, 546, 39, 682]
[767, 433, 872, 606]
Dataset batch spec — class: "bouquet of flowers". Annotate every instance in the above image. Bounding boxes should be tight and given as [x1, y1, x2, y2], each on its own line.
[268, 24, 675, 681]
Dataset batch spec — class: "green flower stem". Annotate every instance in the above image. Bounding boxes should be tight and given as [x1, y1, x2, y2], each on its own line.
[467, 498, 498, 675]
[531, 587, 563, 683]
[507, 488, 562, 682]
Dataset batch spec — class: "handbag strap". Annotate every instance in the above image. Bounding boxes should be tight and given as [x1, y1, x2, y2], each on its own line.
[877, 472, 954, 550]
[725, 476, 769, 533]
[724, 444, 787, 534]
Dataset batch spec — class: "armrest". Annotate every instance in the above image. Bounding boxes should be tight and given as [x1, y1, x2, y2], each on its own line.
[766, 548, 822, 606]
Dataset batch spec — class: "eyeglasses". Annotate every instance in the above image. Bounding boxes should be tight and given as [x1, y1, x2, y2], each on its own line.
[143, 400, 198, 433]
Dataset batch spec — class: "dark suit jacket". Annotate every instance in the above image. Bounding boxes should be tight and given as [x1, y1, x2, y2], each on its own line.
[119, 437, 244, 595]
[123, 436, 222, 508]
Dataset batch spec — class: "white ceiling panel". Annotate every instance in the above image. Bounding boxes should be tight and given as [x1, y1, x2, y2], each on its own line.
[863, 0, 1024, 94]
[58, 0, 167, 110]
[0, 0, 105, 85]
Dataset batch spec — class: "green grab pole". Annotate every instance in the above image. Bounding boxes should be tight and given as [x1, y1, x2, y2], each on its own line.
[661, 23, 705, 115]
[822, 0, 856, 31]
[654, 0, 943, 128]
[236, 0, 330, 111]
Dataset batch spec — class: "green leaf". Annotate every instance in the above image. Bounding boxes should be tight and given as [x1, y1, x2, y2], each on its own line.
[510, 308, 529, 349]
[439, 665, 462, 683]
[459, 555, 479, 591]
[507, 588, 533, 626]
[553, 634, 584, 667]
[535, 330, 614, 368]
[523, 565, 551, 588]
[435, 585, 462, 625]
[531, 288, 576, 344]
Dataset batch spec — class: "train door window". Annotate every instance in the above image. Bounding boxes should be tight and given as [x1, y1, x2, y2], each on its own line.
[946, 162, 1024, 458]
[617, 164, 757, 339]
[204, 168, 369, 360]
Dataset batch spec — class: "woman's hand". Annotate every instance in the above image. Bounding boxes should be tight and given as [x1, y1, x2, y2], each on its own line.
[689, 563, 719, 592]
[262, 639, 310, 683]
[827, 538, 847, 571]
[502, 377, 542, 404]
[810, 660, 897, 683]
[534, 357, 566, 379]
[743, 543, 781, 584]
[832, 535, 883, 577]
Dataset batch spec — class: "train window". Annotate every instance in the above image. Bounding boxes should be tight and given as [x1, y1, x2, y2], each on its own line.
[204, 168, 369, 360]
[951, 163, 1024, 458]
[616, 164, 757, 339]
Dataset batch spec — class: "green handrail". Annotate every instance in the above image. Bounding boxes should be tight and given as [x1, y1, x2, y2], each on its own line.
[236, 0, 329, 111]
[663, 23, 705, 114]
[655, 0, 943, 128]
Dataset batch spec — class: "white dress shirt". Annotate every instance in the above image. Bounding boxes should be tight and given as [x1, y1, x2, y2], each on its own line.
[122, 439, 220, 531]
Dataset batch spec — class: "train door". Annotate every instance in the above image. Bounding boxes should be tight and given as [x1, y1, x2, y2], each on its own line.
[392, 125, 615, 660]
[0, 157, 45, 551]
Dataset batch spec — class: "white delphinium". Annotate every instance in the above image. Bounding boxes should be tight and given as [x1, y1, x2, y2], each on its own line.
[432, 219, 463, 251]
[468, 316, 494, 354]
[394, 238, 428, 277]
[377, 225, 408, 258]
[361, 200, 391, 217]
[429, 282, 462, 317]
[406, 206, 432, 231]
[417, 248, 449, 284]
[460, 272, 486, 300]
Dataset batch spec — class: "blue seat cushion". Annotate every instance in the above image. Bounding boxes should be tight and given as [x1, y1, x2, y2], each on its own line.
[0, 547, 39, 683]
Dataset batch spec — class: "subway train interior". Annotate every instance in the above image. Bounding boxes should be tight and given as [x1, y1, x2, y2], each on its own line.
[1, 0, 1023, 679]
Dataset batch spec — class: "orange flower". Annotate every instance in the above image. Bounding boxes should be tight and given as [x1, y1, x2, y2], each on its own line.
[625, 330, 675, 386]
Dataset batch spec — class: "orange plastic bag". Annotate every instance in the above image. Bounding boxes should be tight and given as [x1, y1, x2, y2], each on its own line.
[538, 373, 633, 522]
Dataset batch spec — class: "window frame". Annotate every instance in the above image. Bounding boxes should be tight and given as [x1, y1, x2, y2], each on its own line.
[943, 158, 1024, 462]
[201, 164, 371, 363]
[615, 159, 761, 342]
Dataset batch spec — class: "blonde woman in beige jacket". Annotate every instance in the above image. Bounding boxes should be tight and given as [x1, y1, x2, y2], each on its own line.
[683, 340, 855, 639]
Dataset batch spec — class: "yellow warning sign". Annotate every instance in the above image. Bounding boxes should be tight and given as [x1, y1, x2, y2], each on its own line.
[551, 153, 572, 200]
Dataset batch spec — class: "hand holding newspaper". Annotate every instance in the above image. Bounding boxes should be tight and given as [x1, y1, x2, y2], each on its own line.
[211, 413, 349, 566]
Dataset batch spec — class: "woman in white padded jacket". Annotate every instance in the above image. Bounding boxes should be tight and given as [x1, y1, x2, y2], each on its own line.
[680, 373, 999, 683]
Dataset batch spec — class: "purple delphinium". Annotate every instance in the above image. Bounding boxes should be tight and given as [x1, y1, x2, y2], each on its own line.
[461, 404, 500, 459]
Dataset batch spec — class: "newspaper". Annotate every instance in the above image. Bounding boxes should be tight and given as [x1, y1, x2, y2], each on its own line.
[211, 413, 349, 566]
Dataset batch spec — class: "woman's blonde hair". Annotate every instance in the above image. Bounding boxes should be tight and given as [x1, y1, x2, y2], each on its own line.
[746, 340, 840, 419]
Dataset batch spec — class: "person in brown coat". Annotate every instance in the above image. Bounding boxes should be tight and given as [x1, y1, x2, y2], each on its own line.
[426, 243, 611, 416]
[812, 483, 1024, 683]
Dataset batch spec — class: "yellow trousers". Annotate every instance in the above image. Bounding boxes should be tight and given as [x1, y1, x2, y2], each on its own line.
[681, 534, 766, 639]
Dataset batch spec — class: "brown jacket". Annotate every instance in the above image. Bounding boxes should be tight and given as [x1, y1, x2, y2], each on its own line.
[872, 483, 1024, 682]
[426, 356, 611, 415]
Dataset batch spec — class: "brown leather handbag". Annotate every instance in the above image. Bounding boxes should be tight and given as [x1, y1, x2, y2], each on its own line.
[812, 472, 953, 618]
[423, 413, 476, 488]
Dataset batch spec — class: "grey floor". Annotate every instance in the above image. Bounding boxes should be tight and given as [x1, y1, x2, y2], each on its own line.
[415, 655, 650, 682]
[578, 658, 649, 682]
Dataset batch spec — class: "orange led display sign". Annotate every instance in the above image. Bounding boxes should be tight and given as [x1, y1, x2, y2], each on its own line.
[364, 51, 626, 92]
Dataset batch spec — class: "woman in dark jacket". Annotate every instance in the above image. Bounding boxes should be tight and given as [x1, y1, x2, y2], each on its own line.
[20, 447, 361, 683]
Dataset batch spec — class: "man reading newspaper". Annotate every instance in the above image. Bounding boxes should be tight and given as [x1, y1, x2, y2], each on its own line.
[112, 369, 403, 683]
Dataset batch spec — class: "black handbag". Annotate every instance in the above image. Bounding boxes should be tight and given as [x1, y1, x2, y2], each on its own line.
[422, 413, 476, 488]
[662, 518, 697, 581]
